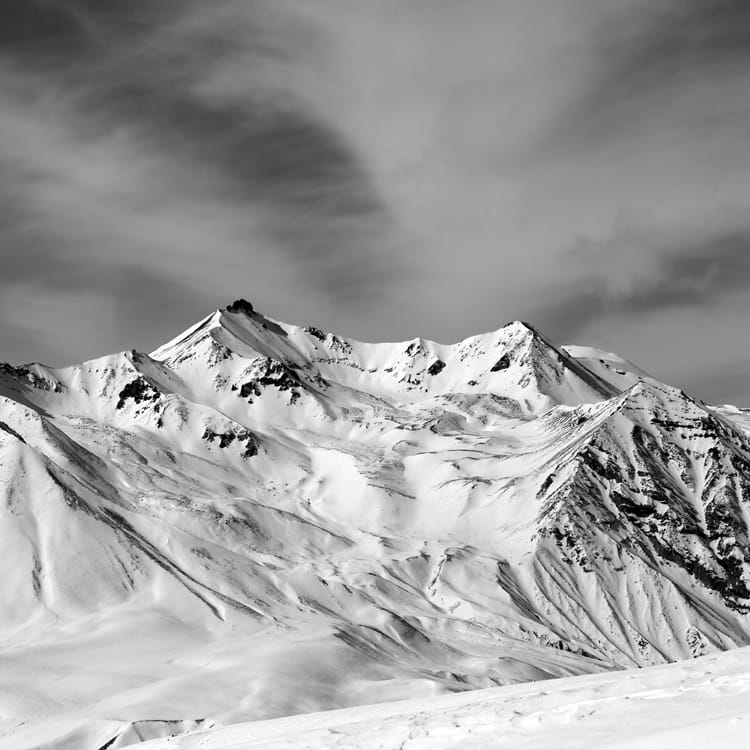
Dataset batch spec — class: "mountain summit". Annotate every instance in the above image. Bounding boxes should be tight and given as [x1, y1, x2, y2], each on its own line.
[2, 301, 750, 748]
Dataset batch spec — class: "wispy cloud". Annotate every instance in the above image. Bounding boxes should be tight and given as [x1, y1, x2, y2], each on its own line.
[2, 1, 750, 402]
[0, 1, 405, 363]
[533, 225, 750, 339]
[250, 1, 750, 341]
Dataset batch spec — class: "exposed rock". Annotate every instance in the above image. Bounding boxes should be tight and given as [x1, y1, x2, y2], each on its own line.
[427, 359, 446, 376]
[0, 363, 62, 392]
[490, 354, 511, 372]
[226, 299, 255, 316]
[305, 326, 327, 342]
[202, 427, 258, 458]
[235, 358, 303, 404]
[116, 378, 160, 410]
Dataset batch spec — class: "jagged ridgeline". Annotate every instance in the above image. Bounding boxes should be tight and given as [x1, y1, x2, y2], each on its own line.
[2, 297, 750, 705]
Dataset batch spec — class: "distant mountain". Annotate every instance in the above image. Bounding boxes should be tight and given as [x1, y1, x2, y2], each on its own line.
[3, 300, 750, 748]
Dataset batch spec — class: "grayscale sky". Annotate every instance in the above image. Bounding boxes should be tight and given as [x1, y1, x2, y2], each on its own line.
[2, 0, 750, 404]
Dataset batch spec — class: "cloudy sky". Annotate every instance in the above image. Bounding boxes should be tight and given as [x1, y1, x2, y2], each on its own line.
[2, 1, 750, 403]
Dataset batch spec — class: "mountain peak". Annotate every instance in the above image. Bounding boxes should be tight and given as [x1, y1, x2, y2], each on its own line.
[501, 319, 539, 336]
[3, 301, 750, 746]
[144, 307, 626, 413]
[225, 298, 255, 316]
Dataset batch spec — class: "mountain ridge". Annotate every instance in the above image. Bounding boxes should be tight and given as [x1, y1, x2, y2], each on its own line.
[1, 299, 750, 748]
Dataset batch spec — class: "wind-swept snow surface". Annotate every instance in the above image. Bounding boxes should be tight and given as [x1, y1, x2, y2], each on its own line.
[2, 300, 750, 748]
[130, 645, 750, 750]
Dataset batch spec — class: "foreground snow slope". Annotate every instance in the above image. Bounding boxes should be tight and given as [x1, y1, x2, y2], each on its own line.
[131, 645, 750, 750]
[2, 299, 750, 748]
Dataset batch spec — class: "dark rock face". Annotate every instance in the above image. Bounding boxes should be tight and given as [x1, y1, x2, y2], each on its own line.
[238, 381, 261, 399]
[201, 429, 236, 449]
[116, 378, 160, 410]
[491, 354, 511, 372]
[537, 388, 750, 615]
[0, 420, 27, 444]
[202, 427, 258, 458]
[305, 326, 327, 342]
[235, 358, 303, 405]
[0, 363, 31, 379]
[0, 363, 62, 392]
[226, 299, 255, 316]
[427, 359, 446, 376]
[255, 359, 301, 391]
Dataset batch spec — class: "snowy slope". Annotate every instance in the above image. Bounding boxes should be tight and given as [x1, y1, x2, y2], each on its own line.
[129, 645, 750, 750]
[1, 299, 750, 748]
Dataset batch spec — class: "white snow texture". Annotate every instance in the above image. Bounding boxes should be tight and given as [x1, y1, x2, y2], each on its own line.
[2, 300, 750, 749]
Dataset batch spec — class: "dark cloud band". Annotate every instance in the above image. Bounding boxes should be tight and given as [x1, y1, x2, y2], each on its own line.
[533, 230, 750, 340]
[0, 0, 400, 333]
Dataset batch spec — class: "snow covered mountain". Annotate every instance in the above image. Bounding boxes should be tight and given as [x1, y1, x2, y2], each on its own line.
[2, 299, 750, 748]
